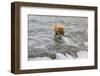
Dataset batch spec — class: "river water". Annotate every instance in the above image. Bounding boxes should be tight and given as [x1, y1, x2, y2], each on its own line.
[28, 15, 88, 60]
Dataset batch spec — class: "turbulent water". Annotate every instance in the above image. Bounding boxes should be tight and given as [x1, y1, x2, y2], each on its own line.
[28, 15, 88, 60]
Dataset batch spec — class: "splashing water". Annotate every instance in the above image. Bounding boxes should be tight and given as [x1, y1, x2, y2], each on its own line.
[62, 36, 72, 44]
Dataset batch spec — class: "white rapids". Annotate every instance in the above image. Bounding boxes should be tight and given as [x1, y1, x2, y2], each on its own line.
[62, 36, 73, 44]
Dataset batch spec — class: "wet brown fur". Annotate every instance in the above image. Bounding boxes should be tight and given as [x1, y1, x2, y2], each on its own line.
[54, 23, 64, 36]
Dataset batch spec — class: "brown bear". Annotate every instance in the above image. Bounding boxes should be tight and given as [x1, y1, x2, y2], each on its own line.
[54, 23, 64, 37]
